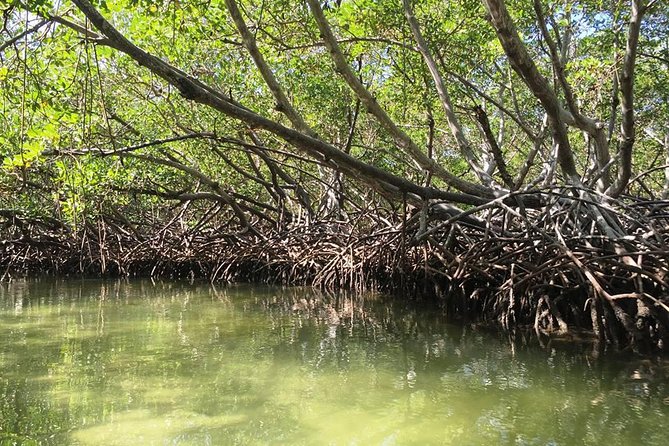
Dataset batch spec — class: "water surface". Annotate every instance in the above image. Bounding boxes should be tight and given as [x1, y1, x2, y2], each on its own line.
[0, 279, 667, 445]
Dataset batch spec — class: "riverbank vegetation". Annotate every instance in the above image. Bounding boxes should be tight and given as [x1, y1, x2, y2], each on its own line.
[1, 0, 668, 351]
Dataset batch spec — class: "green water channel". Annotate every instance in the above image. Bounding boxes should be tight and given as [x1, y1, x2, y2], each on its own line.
[0, 279, 667, 445]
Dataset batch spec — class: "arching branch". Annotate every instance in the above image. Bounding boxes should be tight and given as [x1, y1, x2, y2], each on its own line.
[305, 0, 493, 198]
[483, 0, 580, 185]
[70, 0, 491, 211]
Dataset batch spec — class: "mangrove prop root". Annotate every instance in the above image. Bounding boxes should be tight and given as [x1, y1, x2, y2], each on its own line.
[1, 190, 668, 352]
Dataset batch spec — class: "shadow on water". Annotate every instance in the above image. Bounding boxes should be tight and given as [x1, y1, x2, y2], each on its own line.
[0, 278, 667, 445]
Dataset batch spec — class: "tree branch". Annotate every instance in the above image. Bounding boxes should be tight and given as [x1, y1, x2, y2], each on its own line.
[609, 0, 645, 197]
[305, 0, 493, 198]
[473, 105, 515, 189]
[532, 0, 611, 189]
[0, 18, 49, 53]
[483, 0, 580, 185]
[403, 0, 492, 187]
[225, 0, 315, 137]
[71, 0, 491, 209]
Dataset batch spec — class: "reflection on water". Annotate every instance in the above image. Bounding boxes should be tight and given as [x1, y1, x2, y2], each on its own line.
[0, 279, 667, 445]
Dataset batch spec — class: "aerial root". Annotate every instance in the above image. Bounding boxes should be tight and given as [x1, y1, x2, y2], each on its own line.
[1, 188, 667, 351]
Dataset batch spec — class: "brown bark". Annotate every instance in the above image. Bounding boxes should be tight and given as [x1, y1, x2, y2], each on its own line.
[403, 0, 493, 187]
[70, 0, 492, 213]
[224, 0, 316, 137]
[306, 0, 493, 198]
[532, 0, 611, 189]
[609, 0, 645, 197]
[483, 0, 580, 184]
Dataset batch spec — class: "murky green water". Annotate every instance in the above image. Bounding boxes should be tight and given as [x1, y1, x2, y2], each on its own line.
[0, 280, 667, 445]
